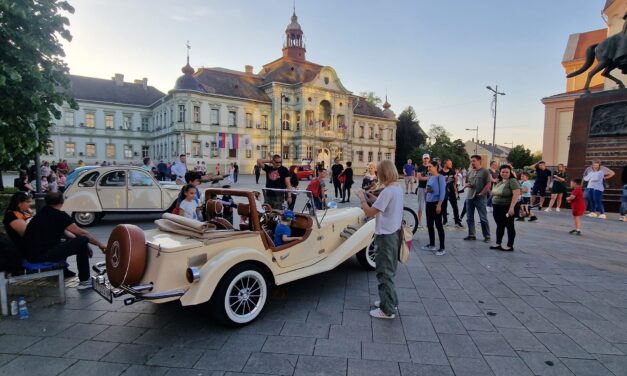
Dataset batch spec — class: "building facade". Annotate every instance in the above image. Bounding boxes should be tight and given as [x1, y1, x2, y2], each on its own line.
[48, 11, 397, 173]
[463, 140, 511, 168]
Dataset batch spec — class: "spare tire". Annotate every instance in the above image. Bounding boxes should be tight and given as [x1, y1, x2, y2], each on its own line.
[106, 224, 146, 287]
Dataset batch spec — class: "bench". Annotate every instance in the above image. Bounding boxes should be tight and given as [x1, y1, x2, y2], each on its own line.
[0, 260, 66, 316]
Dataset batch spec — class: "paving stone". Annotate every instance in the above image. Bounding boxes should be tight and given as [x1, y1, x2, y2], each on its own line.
[0, 355, 14, 367]
[262, 335, 315, 355]
[64, 340, 118, 361]
[561, 328, 623, 355]
[535, 333, 593, 359]
[560, 358, 614, 376]
[0, 319, 73, 337]
[362, 342, 410, 362]
[243, 352, 298, 375]
[94, 325, 146, 343]
[347, 358, 400, 376]
[430, 316, 467, 334]
[21, 336, 83, 357]
[280, 320, 330, 338]
[58, 323, 109, 340]
[468, 331, 517, 357]
[120, 365, 169, 376]
[407, 341, 449, 365]
[397, 301, 427, 317]
[101, 343, 159, 364]
[59, 360, 128, 376]
[0, 334, 41, 354]
[236, 319, 285, 335]
[0, 355, 75, 376]
[595, 354, 627, 376]
[448, 357, 494, 376]
[440, 288, 473, 302]
[159, 368, 224, 376]
[422, 298, 456, 317]
[194, 349, 250, 372]
[448, 301, 483, 316]
[221, 334, 267, 353]
[294, 355, 347, 376]
[518, 351, 575, 376]
[484, 355, 534, 376]
[35, 308, 107, 323]
[483, 308, 526, 329]
[92, 312, 139, 326]
[306, 310, 343, 325]
[398, 362, 454, 376]
[146, 346, 204, 368]
[314, 338, 361, 359]
[372, 316, 406, 344]
[458, 316, 495, 332]
[581, 320, 627, 344]
[328, 324, 372, 341]
[342, 309, 372, 327]
[126, 314, 172, 329]
[401, 316, 438, 342]
[498, 328, 548, 352]
[438, 334, 482, 358]
[557, 303, 604, 321]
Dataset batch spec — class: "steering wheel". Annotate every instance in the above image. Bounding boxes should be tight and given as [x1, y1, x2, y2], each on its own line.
[260, 204, 276, 225]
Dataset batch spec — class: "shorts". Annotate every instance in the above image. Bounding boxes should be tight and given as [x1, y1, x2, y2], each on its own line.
[416, 187, 426, 212]
[404, 176, 414, 184]
[531, 184, 546, 197]
[521, 197, 530, 205]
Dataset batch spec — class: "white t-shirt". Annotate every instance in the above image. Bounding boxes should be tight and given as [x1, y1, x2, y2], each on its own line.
[171, 161, 187, 180]
[584, 170, 605, 191]
[179, 199, 199, 220]
[372, 184, 404, 235]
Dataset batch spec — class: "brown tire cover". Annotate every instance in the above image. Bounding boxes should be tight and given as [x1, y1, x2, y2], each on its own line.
[106, 224, 146, 287]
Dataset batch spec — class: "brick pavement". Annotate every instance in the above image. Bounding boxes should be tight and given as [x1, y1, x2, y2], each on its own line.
[1, 175, 626, 375]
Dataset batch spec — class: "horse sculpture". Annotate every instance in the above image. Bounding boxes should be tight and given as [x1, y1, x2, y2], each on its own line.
[567, 11, 627, 93]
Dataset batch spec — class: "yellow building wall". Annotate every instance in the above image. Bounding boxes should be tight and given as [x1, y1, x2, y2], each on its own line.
[563, 61, 604, 92]
[556, 110, 573, 164]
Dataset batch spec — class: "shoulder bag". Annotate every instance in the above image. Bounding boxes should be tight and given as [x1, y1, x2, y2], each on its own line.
[398, 224, 413, 264]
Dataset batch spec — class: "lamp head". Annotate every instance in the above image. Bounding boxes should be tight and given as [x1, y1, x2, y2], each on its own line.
[486, 86, 493, 91]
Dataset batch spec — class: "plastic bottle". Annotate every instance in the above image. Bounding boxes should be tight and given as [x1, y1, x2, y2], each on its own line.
[18, 296, 29, 320]
[10, 300, 18, 316]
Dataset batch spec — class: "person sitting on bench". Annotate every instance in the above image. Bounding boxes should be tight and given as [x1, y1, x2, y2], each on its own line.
[24, 192, 107, 290]
[273, 210, 302, 247]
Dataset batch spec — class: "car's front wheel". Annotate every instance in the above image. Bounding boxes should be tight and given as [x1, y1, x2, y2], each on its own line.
[210, 263, 268, 327]
[356, 236, 377, 271]
[73, 212, 98, 227]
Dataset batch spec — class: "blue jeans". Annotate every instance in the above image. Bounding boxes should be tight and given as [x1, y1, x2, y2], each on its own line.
[466, 196, 490, 238]
[584, 188, 593, 212]
[589, 189, 605, 214]
[621, 184, 627, 216]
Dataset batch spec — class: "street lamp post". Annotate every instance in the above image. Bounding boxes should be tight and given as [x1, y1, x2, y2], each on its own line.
[465, 126, 479, 155]
[486, 85, 505, 148]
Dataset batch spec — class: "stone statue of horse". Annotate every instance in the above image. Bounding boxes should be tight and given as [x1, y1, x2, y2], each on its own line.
[567, 12, 627, 93]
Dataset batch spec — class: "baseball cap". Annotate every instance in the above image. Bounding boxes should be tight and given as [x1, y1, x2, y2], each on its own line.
[281, 210, 295, 221]
[422, 153, 430, 159]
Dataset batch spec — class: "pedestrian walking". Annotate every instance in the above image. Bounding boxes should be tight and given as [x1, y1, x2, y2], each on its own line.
[254, 164, 261, 184]
[331, 158, 344, 199]
[340, 161, 354, 203]
[530, 161, 552, 209]
[489, 165, 521, 251]
[566, 178, 585, 235]
[233, 163, 239, 184]
[545, 164, 567, 212]
[464, 155, 491, 243]
[355, 160, 403, 319]
[415, 154, 432, 228]
[422, 161, 447, 256]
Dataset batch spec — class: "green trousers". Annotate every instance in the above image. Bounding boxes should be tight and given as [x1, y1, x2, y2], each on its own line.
[374, 232, 400, 315]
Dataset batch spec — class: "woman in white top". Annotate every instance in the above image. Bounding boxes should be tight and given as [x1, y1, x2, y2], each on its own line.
[584, 160, 612, 219]
[356, 160, 403, 320]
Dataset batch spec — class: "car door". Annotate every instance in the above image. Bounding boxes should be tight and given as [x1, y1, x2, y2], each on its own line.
[97, 170, 128, 210]
[127, 169, 162, 210]
[273, 215, 324, 269]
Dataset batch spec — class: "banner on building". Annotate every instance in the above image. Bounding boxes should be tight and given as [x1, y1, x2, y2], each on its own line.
[230, 133, 239, 150]
[218, 133, 226, 149]
[243, 134, 252, 150]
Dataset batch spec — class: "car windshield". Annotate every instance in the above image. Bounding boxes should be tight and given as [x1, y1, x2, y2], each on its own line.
[65, 166, 98, 187]
[261, 188, 317, 218]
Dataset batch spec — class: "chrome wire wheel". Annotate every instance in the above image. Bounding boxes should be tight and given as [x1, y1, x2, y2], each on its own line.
[224, 270, 267, 324]
[357, 236, 377, 271]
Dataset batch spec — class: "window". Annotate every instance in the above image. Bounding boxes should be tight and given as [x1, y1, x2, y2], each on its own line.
[142, 145, 150, 158]
[106, 144, 116, 158]
[246, 113, 253, 128]
[228, 147, 237, 158]
[78, 171, 99, 187]
[129, 170, 153, 187]
[105, 114, 114, 129]
[64, 111, 75, 126]
[86, 143, 96, 158]
[192, 141, 201, 157]
[171, 141, 175, 157]
[368, 151, 373, 162]
[124, 145, 133, 159]
[210, 142, 218, 158]
[377, 152, 382, 162]
[261, 115, 268, 129]
[385, 152, 391, 160]
[356, 151, 363, 162]
[228, 111, 236, 127]
[100, 171, 126, 187]
[85, 113, 95, 128]
[178, 105, 185, 122]
[65, 142, 75, 157]
[245, 149, 252, 158]
[122, 115, 131, 130]
[261, 145, 268, 159]
[306, 146, 312, 160]
[282, 145, 289, 160]
[141, 117, 149, 131]
[210, 108, 219, 125]
[282, 113, 290, 131]
[369, 127, 374, 139]
[45, 140, 54, 155]
[296, 112, 301, 131]
[193, 105, 200, 123]
[294, 146, 299, 161]
[359, 126, 364, 138]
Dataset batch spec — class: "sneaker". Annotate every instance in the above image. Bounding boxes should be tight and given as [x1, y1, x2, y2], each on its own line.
[417, 225, 424, 229]
[483, 237, 491, 243]
[619, 216, 626, 222]
[77, 280, 92, 290]
[373, 301, 398, 310]
[370, 308, 395, 319]
[556, 208, 561, 212]
[598, 214, 607, 219]
[455, 222, 464, 228]
[463, 235, 477, 241]
[569, 230, 581, 236]
[528, 216, 538, 222]
[587, 212, 598, 218]
[516, 217, 525, 222]
[435, 249, 446, 256]
[421, 245, 436, 251]
[544, 208, 552, 212]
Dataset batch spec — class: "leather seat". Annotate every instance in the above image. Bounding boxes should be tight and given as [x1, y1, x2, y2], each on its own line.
[206, 199, 234, 230]
[238, 203, 251, 231]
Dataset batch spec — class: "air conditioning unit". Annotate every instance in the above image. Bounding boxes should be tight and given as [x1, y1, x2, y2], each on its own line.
[79, 152, 84, 156]
[134, 152, 139, 156]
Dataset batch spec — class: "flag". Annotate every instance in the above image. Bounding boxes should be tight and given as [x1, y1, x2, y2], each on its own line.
[231, 133, 239, 150]
[243, 134, 252, 150]
[218, 133, 226, 149]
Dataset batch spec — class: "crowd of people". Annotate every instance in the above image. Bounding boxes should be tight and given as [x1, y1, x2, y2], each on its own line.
[14, 160, 70, 194]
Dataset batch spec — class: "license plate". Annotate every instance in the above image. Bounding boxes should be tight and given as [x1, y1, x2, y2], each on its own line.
[91, 276, 113, 303]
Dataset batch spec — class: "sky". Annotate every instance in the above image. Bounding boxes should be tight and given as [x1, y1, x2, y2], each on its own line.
[60, 0, 609, 152]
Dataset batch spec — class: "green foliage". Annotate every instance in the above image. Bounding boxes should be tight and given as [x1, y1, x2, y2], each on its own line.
[0, 0, 77, 170]
[409, 125, 469, 169]
[359, 91, 382, 106]
[531, 151, 543, 165]
[395, 106, 426, 171]
[507, 145, 534, 169]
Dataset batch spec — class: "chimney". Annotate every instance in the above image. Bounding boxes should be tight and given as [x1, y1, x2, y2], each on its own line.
[113, 73, 124, 86]
[245, 65, 253, 75]
[142, 77, 148, 89]
[471, 137, 474, 142]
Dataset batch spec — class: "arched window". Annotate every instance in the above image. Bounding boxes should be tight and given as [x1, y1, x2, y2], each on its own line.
[319, 100, 331, 127]
[282, 113, 291, 130]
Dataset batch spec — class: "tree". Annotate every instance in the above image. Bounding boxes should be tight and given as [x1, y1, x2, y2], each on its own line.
[395, 106, 426, 171]
[0, 0, 77, 190]
[359, 91, 382, 106]
[531, 151, 543, 165]
[409, 125, 469, 170]
[507, 145, 534, 169]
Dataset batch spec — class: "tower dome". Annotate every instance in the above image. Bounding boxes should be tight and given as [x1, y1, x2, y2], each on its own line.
[173, 56, 203, 92]
[382, 95, 396, 120]
[282, 10, 306, 61]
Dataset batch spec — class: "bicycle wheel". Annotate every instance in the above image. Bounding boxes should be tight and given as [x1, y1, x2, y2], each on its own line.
[402, 206, 418, 234]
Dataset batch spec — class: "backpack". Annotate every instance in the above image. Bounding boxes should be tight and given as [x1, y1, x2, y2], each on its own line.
[306, 178, 322, 198]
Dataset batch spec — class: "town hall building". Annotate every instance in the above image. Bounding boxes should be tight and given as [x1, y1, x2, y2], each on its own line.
[48, 11, 397, 173]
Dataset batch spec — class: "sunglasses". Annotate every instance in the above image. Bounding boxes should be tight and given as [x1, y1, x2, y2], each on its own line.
[273, 160, 282, 164]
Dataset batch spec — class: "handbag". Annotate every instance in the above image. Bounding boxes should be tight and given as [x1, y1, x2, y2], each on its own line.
[398, 224, 413, 264]
[171, 199, 181, 216]
[338, 173, 346, 184]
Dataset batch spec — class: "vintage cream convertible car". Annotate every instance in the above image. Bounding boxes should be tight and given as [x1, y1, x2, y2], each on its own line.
[91, 188, 377, 326]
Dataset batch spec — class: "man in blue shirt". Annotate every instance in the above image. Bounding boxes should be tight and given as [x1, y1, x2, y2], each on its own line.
[273, 210, 302, 246]
[403, 159, 415, 194]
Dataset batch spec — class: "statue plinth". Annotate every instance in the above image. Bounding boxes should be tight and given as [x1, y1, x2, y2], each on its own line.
[567, 88, 627, 212]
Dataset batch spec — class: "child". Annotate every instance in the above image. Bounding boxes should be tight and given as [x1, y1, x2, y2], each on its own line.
[517, 172, 537, 222]
[566, 178, 585, 235]
[273, 210, 302, 246]
[178, 184, 201, 220]
[306, 168, 327, 210]
[47, 173, 59, 193]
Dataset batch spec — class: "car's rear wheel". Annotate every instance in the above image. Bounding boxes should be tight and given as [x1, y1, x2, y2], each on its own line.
[210, 263, 268, 327]
[73, 212, 98, 227]
[357, 236, 377, 271]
